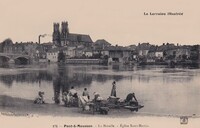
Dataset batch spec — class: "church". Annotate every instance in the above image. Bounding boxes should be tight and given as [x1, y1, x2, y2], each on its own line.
[52, 21, 93, 47]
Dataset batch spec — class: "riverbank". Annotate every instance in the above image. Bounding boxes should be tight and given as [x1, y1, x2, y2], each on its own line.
[0, 95, 199, 118]
[0, 95, 151, 117]
[0, 95, 145, 117]
[1, 95, 200, 128]
[0, 95, 80, 117]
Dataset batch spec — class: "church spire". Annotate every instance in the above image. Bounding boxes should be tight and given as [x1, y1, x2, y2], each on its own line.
[52, 23, 61, 46]
[60, 21, 69, 46]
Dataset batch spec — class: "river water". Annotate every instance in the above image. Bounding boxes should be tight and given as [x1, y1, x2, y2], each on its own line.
[0, 64, 200, 116]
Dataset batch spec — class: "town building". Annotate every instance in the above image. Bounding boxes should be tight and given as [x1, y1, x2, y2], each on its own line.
[35, 45, 47, 60]
[46, 48, 60, 62]
[155, 50, 163, 59]
[105, 46, 131, 64]
[93, 39, 111, 50]
[41, 42, 54, 52]
[0, 39, 40, 57]
[137, 43, 151, 57]
[190, 45, 199, 61]
[199, 45, 200, 62]
[126, 44, 137, 51]
[63, 46, 76, 58]
[147, 45, 157, 62]
[75, 47, 85, 58]
[0, 43, 3, 53]
[100, 49, 110, 57]
[156, 43, 176, 60]
[175, 46, 191, 60]
[83, 48, 93, 57]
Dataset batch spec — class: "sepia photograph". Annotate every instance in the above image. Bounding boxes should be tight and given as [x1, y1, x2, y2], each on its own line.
[0, 0, 200, 128]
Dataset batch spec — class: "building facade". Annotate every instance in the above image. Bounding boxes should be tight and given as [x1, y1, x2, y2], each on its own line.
[52, 21, 93, 47]
[47, 48, 59, 62]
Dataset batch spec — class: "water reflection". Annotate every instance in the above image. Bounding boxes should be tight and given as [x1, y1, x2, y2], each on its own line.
[0, 65, 198, 88]
[0, 64, 199, 115]
[52, 65, 94, 103]
[50, 65, 126, 103]
[0, 71, 52, 87]
[0, 65, 198, 87]
[0, 75, 14, 87]
[52, 65, 67, 104]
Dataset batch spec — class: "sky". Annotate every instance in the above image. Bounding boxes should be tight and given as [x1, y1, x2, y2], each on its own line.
[0, 0, 200, 46]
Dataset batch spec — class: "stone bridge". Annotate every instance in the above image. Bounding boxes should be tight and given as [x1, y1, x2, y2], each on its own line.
[0, 53, 31, 65]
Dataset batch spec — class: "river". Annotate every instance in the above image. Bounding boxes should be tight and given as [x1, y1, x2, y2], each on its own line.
[0, 64, 199, 116]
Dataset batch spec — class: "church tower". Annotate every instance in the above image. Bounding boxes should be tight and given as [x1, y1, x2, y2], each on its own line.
[52, 23, 61, 46]
[60, 21, 69, 46]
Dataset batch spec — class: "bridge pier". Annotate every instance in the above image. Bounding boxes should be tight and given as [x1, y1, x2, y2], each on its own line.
[8, 59, 15, 64]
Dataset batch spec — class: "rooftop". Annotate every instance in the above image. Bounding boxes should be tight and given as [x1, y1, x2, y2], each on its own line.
[67, 33, 93, 43]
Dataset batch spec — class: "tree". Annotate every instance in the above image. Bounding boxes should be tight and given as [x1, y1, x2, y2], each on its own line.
[58, 51, 65, 62]
[1, 38, 13, 53]
[2, 38, 13, 45]
[182, 54, 187, 61]
[190, 45, 199, 61]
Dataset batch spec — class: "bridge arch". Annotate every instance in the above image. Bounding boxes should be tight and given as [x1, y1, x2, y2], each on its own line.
[14, 56, 30, 65]
[0, 55, 11, 59]
[14, 56, 29, 60]
[0, 53, 31, 65]
[0, 55, 11, 65]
